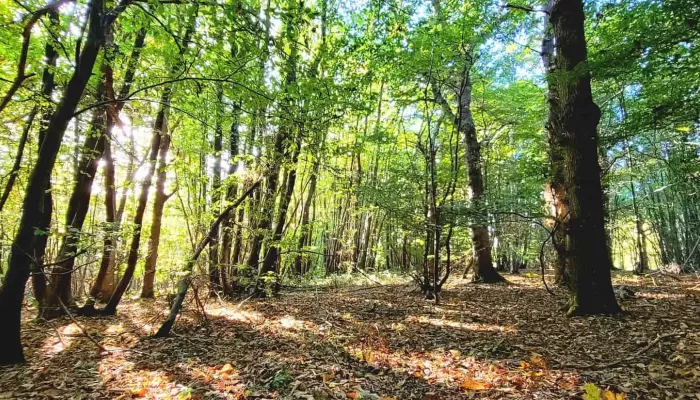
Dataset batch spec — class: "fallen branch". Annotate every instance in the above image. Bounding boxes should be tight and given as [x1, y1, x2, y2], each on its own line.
[154, 179, 261, 338]
[56, 297, 108, 353]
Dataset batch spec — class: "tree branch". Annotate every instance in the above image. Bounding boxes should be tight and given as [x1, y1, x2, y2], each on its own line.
[0, 0, 74, 114]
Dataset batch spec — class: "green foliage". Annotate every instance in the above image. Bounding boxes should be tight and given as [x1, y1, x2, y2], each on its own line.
[0, 0, 697, 300]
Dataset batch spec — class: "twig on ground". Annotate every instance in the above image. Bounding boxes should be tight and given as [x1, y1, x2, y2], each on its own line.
[57, 298, 108, 353]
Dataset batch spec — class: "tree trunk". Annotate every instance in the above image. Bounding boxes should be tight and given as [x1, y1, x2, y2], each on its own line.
[541, 3, 568, 285]
[93, 28, 147, 303]
[219, 105, 241, 295]
[0, 111, 34, 213]
[140, 134, 172, 298]
[102, 11, 195, 315]
[548, 0, 621, 315]
[249, 3, 300, 287]
[102, 99, 165, 314]
[41, 74, 109, 319]
[261, 142, 301, 277]
[208, 86, 224, 296]
[28, 12, 61, 303]
[294, 157, 319, 275]
[81, 130, 117, 313]
[460, 80, 502, 283]
[0, 0, 119, 365]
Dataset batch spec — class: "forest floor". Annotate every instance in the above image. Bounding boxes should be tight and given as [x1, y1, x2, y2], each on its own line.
[1, 273, 699, 400]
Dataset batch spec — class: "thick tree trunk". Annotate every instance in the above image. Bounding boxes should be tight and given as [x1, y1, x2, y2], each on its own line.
[429, 54, 502, 283]
[140, 134, 172, 298]
[542, 1, 569, 286]
[459, 80, 503, 283]
[0, 0, 116, 365]
[548, 0, 621, 315]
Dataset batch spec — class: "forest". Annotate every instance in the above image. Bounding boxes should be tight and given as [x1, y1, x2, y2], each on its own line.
[0, 0, 698, 398]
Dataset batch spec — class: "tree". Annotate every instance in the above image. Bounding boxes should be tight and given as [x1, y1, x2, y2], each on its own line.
[0, 0, 130, 365]
[546, 0, 621, 315]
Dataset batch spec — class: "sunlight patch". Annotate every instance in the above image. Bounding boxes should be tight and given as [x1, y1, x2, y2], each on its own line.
[636, 292, 686, 300]
[207, 306, 263, 324]
[406, 315, 517, 333]
[39, 323, 81, 357]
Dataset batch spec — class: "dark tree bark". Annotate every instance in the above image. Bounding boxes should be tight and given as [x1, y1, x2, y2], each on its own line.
[79, 57, 119, 315]
[140, 134, 172, 298]
[261, 141, 301, 276]
[429, 0, 502, 283]
[458, 76, 503, 283]
[81, 128, 116, 313]
[542, 0, 569, 286]
[41, 77, 109, 319]
[0, 0, 126, 365]
[547, 0, 621, 315]
[432, 75, 504, 283]
[249, 4, 300, 288]
[29, 10, 61, 306]
[102, 98, 164, 314]
[294, 3, 327, 276]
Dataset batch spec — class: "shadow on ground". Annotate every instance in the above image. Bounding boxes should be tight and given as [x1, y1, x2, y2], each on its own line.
[0, 273, 698, 399]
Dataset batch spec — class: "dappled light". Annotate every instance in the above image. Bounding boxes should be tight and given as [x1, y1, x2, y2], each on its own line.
[38, 323, 80, 358]
[0, 0, 698, 398]
[407, 315, 517, 333]
[1, 274, 698, 399]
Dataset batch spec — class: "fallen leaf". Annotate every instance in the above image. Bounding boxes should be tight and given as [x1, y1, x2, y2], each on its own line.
[529, 353, 547, 369]
[460, 378, 490, 390]
[603, 390, 627, 400]
[220, 363, 235, 374]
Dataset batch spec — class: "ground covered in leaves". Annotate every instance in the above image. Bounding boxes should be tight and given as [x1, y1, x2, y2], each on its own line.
[1, 273, 699, 399]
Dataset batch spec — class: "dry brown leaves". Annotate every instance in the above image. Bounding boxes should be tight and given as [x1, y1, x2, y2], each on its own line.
[0, 272, 698, 399]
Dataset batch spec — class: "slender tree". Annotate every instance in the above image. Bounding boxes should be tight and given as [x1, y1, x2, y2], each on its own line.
[102, 11, 196, 314]
[140, 134, 172, 298]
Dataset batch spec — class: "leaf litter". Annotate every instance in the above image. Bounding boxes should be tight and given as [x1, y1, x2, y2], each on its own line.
[0, 273, 698, 399]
